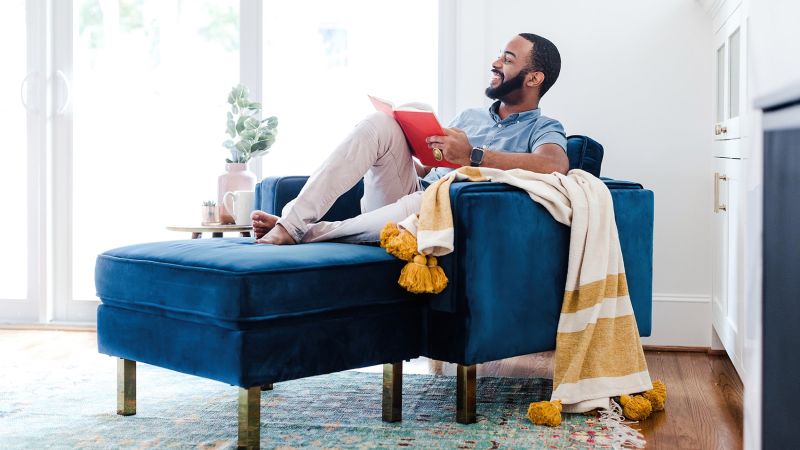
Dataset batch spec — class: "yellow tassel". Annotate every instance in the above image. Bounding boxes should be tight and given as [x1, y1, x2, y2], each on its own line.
[379, 223, 400, 248]
[426, 256, 448, 293]
[642, 380, 667, 411]
[620, 394, 652, 421]
[527, 399, 562, 427]
[398, 255, 434, 293]
[383, 230, 418, 262]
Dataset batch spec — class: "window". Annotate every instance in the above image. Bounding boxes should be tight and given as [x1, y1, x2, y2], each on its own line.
[261, 0, 438, 176]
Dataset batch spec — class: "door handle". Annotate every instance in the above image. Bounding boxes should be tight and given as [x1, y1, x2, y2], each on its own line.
[56, 70, 72, 115]
[714, 124, 728, 136]
[714, 172, 728, 213]
[20, 71, 37, 113]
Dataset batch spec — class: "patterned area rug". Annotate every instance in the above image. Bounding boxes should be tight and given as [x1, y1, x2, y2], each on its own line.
[1, 360, 626, 449]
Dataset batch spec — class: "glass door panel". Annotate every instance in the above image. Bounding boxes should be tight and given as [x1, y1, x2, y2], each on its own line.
[715, 44, 725, 125]
[728, 27, 740, 119]
[0, 0, 30, 301]
[70, 0, 240, 301]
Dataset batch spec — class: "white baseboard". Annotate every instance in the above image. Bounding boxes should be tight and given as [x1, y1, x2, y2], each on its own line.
[640, 294, 712, 347]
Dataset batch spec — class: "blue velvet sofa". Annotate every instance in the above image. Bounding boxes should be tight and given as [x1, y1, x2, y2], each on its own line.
[95, 135, 653, 448]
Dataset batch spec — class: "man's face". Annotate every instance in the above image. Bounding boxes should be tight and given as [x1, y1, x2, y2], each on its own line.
[485, 36, 535, 101]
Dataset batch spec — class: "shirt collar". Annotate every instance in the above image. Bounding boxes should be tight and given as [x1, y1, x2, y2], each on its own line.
[488, 100, 541, 123]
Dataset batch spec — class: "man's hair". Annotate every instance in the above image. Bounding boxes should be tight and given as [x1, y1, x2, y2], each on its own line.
[518, 33, 561, 98]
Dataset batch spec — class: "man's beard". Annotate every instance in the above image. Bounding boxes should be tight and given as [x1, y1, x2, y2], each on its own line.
[485, 70, 527, 101]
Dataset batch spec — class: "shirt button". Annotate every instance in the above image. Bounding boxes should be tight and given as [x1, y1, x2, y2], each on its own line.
[497, 124, 502, 128]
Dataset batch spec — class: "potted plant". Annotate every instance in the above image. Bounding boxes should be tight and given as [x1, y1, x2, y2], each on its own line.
[217, 84, 279, 224]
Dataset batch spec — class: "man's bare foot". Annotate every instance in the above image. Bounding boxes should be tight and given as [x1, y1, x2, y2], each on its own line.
[251, 210, 279, 239]
[256, 223, 297, 245]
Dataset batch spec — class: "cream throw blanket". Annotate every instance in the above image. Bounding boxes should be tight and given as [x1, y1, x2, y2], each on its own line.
[397, 166, 652, 412]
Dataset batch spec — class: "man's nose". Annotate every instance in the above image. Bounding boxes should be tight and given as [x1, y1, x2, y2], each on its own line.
[491, 58, 502, 69]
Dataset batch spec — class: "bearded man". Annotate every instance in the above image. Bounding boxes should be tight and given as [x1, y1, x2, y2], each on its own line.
[252, 33, 568, 245]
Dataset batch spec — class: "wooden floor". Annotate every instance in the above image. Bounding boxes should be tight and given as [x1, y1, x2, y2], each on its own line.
[2, 330, 743, 449]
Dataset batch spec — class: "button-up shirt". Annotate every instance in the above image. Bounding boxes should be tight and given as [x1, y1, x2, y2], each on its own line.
[423, 100, 567, 183]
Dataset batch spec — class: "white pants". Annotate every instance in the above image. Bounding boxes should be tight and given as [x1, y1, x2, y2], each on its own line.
[277, 112, 424, 244]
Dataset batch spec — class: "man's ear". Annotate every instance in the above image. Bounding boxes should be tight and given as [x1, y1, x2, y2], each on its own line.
[527, 71, 544, 89]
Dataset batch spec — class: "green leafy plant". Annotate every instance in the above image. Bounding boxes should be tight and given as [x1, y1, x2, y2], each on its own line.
[223, 84, 278, 163]
[202, 200, 216, 207]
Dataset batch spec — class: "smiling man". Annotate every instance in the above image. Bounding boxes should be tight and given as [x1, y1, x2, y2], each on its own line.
[253, 33, 568, 245]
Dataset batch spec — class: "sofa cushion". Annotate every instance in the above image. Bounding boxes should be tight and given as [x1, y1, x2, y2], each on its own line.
[566, 135, 604, 177]
[95, 238, 410, 324]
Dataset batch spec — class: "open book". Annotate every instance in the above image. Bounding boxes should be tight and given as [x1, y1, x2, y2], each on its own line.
[369, 95, 460, 168]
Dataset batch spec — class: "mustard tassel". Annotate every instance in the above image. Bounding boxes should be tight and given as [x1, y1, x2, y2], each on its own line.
[398, 255, 434, 293]
[620, 394, 652, 421]
[382, 230, 418, 262]
[426, 256, 448, 293]
[527, 399, 562, 427]
[379, 223, 400, 248]
[642, 380, 667, 412]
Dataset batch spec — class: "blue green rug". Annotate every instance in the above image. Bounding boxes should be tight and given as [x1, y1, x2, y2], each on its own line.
[0, 360, 627, 448]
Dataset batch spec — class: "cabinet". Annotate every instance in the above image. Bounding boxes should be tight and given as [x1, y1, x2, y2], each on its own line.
[709, 0, 747, 379]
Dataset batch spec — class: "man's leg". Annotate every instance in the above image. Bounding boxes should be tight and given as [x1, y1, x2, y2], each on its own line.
[300, 191, 423, 243]
[259, 112, 420, 244]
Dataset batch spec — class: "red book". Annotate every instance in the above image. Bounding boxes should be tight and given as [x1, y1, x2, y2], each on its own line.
[369, 95, 460, 168]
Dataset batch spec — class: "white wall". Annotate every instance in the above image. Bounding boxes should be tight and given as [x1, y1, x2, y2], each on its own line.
[445, 0, 714, 345]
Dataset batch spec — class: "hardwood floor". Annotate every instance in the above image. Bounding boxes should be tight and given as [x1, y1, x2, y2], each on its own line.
[2, 330, 743, 449]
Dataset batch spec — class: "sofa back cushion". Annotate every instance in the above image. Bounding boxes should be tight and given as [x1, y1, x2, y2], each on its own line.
[566, 135, 604, 177]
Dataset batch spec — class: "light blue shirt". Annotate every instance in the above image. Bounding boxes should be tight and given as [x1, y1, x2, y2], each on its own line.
[423, 100, 567, 183]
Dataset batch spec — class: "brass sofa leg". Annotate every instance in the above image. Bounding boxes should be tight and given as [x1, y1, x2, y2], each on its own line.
[238, 386, 261, 449]
[456, 364, 476, 424]
[382, 361, 402, 422]
[117, 358, 136, 416]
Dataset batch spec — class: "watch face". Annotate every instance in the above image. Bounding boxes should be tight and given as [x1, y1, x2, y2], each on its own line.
[470, 147, 484, 165]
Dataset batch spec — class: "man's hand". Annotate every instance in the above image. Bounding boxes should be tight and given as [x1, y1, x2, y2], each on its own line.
[426, 128, 472, 166]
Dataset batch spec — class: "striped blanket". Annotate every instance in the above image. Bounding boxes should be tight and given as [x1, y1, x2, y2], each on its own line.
[394, 166, 652, 412]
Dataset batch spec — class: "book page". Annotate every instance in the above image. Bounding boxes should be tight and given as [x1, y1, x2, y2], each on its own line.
[368, 95, 395, 117]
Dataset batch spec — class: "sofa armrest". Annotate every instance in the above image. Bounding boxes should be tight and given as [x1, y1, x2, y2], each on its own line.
[255, 176, 365, 222]
[425, 179, 653, 364]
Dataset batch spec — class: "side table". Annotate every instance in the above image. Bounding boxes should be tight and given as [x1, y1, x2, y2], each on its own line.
[166, 225, 252, 239]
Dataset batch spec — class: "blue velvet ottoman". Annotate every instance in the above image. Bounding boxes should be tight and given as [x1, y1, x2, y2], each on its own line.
[95, 238, 423, 448]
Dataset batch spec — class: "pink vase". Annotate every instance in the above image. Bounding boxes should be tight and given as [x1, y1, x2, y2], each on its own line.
[217, 163, 257, 224]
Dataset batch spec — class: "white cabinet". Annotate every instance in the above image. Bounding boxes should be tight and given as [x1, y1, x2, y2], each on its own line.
[711, 156, 744, 376]
[709, 0, 747, 380]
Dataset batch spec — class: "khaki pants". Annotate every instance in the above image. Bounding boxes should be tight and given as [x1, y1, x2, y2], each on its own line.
[277, 112, 424, 244]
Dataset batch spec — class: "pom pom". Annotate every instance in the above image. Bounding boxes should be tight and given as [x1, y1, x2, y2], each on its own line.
[620, 394, 652, 421]
[398, 255, 433, 293]
[382, 229, 418, 262]
[527, 400, 562, 427]
[642, 380, 666, 412]
[426, 256, 448, 293]
[379, 223, 400, 248]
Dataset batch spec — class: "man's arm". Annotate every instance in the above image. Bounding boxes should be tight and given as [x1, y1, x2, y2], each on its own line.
[426, 128, 569, 175]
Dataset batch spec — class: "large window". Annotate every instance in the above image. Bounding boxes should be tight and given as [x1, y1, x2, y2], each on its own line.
[1, 0, 439, 324]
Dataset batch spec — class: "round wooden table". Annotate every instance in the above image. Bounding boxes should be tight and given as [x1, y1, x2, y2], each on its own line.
[166, 225, 252, 239]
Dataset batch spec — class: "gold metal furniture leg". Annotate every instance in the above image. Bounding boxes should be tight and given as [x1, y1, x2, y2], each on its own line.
[456, 364, 476, 424]
[117, 358, 136, 416]
[238, 386, 261, 450]
[382, 361, 403, 422]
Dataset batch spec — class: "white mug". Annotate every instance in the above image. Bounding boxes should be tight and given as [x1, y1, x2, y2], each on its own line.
[223, 190, 255, 226]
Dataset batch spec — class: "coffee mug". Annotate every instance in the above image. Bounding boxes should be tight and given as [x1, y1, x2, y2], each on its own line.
[223, 190, 255, 226]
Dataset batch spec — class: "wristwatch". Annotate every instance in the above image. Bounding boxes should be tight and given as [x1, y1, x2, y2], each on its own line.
[470, 146, 486, 167]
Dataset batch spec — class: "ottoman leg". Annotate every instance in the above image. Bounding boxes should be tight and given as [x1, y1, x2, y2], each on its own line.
[382, 361, 402, 422]
[456, 364, 476, 424]
[117, 358, 136, 416]
[238, 386, 261, 449]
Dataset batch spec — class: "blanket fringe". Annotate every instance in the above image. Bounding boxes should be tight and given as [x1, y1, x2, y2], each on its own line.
[600, 399, 647, 449]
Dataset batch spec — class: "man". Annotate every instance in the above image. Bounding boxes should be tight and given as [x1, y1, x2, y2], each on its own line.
[253, 33, 568, 245]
